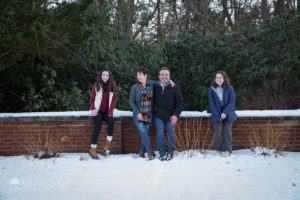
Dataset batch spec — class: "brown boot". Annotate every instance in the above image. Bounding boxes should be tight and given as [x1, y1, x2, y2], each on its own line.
[138, 151, 145, 158]
[89, 148, 99, 159]
[152, 151, 156, 157]
[103, 140, 111, 156]
[147, 152, 155, 161]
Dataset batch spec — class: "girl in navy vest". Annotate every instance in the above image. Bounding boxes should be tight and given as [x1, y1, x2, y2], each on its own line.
[89, 69, 118, 159]
[208, 71, 237, 154]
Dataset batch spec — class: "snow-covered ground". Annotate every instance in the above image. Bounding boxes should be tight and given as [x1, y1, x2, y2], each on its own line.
[1, 150, 299, 200]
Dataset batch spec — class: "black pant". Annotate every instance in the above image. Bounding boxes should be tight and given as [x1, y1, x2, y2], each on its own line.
[91, 111, 114, 145]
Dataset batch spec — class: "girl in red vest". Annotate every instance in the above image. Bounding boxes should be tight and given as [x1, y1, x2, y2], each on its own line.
[89, 69, 118, 159]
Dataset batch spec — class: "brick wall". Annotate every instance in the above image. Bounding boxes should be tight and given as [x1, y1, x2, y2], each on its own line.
[0, 117, 121, 156]
[0, 115, 299, 156]
[122, 117, 300, 153]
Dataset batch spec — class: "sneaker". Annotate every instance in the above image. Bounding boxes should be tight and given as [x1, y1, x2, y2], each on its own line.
[146, 152, 155, 161]
[103, 140, 111, 156]
[166, 153, 173, 161]
[159, 154, 168, 161]
[152, 151, 156, 157]
[103, 148, 110, 156]
[218, 151, 231, 157]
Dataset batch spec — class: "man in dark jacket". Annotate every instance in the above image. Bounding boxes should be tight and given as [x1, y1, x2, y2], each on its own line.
[153, 67, 183, 161]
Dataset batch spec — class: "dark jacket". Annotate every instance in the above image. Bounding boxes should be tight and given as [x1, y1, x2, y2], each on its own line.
[208, 86, 238, 122]
[153, 83, 183, 120]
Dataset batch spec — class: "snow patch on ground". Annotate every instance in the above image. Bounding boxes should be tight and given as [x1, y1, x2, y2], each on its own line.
[0, 150, 299, 200]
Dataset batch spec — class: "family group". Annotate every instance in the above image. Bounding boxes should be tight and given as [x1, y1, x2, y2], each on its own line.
[88, 67, 237, 160]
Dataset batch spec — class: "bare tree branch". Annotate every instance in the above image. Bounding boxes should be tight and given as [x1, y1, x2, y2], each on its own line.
[133, 0, 160, 39]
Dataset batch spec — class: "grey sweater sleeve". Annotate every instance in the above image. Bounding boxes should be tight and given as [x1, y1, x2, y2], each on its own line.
[129, 85, 139, 115]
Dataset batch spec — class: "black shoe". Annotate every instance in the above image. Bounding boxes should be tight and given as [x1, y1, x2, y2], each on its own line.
[138, 151, 145, 158]
[159, 154, 168, 161]
[146, 152, 155, 161]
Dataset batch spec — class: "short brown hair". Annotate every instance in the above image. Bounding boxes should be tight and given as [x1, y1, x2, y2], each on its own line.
[136, 67, 148, 75]
[211, 70, 231, 88]
[159, 67, 170, 74]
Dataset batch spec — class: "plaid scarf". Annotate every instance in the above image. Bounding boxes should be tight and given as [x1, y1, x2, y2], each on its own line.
[139, 81, 153, 123]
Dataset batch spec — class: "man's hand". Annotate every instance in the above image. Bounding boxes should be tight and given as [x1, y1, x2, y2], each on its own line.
[170, 115, 178, 125]
[137, 113, 143, 121]
[170, 80, 176, 87]
[91, 109, 98, 116]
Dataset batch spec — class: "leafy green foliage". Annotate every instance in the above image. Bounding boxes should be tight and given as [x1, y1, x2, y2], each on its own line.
[0, 0, 299, 112]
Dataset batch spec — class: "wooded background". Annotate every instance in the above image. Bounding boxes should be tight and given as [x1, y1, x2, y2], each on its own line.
[0, 0, 299, 112]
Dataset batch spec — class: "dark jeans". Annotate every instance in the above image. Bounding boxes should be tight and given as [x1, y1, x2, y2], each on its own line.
[212, 120, 233, 153]
[155, 117, 176, 156]
[91, 111, 114, 145]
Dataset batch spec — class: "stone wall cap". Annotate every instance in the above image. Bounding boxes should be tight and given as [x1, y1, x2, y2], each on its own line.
[0, 109, 299, 118]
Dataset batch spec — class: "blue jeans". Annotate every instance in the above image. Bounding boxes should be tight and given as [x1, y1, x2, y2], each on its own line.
[155, 117, 176, 156]
[212, 120, 233, 153]
[133, 116, 153, 153]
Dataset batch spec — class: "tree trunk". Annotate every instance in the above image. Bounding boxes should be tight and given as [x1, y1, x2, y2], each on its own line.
[124, 0, 134, 38]
[157, 0, 163, 41]
[116, 0, 124, 33]
[261, 0, 269, 24]
[96, 0, 105, 10]
[221, 0, 234, 29]
[182, 0, 191, 29]
[190, 0, 210, 26]
[230, 0, 239, 22]
[274, 0, 285, 15]
[116, 0, 134, 38]
[171, 0, 180, 31]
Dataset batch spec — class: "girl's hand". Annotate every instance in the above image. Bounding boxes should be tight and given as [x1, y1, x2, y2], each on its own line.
[91, 110, 98, 116]
[137, 113, 143, 121]
[221, 113, 226, 120]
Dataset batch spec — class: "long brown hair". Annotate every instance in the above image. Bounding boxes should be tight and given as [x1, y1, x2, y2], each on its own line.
[95, 69, 117, 93]
[211, 70, 231, 88]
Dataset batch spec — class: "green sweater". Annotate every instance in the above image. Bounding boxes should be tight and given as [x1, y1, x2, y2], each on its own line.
[129, 80, 155, 116]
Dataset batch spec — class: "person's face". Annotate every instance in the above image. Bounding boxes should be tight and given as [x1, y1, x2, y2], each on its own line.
[101, 71, 110, 83]
[215, 73, 224, 87]
[137, 72, 147, 83]
[159, 69, 170, 84]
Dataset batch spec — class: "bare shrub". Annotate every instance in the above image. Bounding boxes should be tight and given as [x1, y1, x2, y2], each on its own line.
[175, 118, 213, 158]
[24, 133, 71, 159]
[245, 121, 291, 157]
[239, 82, 297, 110]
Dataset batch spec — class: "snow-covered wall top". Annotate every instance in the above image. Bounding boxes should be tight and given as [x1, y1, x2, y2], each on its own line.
[0, 109, 299, 118]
